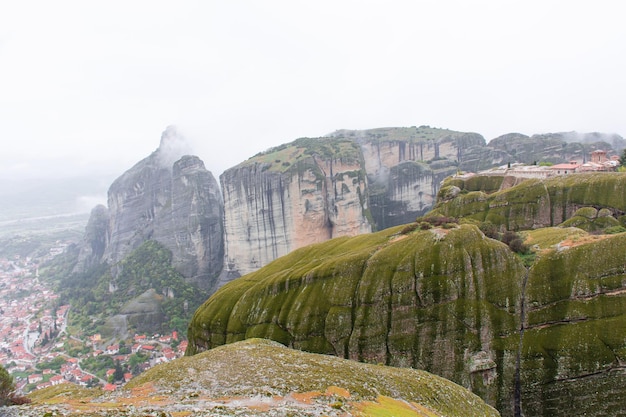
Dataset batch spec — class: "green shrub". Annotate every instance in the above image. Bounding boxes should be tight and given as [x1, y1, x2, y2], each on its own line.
[508, 238, 529, 254]
[479, 221, 500, 239]
[400, 223, 419, 235]
[573, 207, 598, 219]
[605, 226, 626, 234]
[415, 215, 459, 228]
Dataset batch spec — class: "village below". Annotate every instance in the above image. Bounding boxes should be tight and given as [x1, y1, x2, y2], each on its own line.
[0, 244, 188, 395]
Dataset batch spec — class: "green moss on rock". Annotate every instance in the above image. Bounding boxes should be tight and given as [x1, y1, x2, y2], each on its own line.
[188, 225, 523, 414]
[519, 232, 626, 416]
[434, 173, 626, 231]
[189, 178, 626, 417]
[136, 338, 500, 416]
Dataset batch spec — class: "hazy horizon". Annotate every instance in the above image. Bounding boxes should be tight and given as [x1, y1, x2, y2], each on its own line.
[2, 1, 625, 181]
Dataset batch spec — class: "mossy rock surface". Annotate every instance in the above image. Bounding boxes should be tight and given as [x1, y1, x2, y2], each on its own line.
[21, 340, 498, 416]
[188, 224, 523, 413]
[434, 173, 626, 231]
[520, 232, 626, 416]
[188, 221, 626, 417]
[134, 338, 500, 416]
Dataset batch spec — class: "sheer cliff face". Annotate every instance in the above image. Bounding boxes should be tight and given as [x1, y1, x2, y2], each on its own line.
[73, 204, 110, 273]
[103, 129, 224, 290]
[361, 140, 462, 229]
[221, 153, 371, 276]
[220, 130, 488, 275]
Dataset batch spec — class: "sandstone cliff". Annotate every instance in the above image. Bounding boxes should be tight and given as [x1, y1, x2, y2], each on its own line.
[220, 127, 623, 276]
[221, 137, 372, 276]
[79, 126, 224, 290]
[221, 127, 491, 275]
[73, 204, 109, 272]
[347, 127, 486, 228]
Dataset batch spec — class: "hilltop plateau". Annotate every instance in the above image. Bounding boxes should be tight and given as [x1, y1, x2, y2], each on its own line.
[9, 338, 498, 416]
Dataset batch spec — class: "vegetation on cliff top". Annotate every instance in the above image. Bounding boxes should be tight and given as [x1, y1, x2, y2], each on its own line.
[234, 126, 482, 175]
[331, 125, 481, 143]
[237, 136, 363, 173]
[433, 172, 626, 232]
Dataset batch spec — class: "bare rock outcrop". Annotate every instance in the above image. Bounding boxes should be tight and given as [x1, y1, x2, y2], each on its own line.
[221, 138, 371, 276]
[220, 128, 488, 276]
[73, 204, 109, 272]
[77, 126, 224, 291]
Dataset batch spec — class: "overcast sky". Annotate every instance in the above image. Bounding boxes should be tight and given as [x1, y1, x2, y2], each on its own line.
[1, 1, 625, 181]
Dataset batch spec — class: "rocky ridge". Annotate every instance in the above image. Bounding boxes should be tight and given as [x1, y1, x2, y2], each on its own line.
[74, 126, 624, 285]
[13, 338, 499, 416]
[76, 126, 224, 291]
[433, 172, 626, 230]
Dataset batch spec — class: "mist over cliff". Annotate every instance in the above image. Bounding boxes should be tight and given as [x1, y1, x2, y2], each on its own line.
[75, 126, 224, 291]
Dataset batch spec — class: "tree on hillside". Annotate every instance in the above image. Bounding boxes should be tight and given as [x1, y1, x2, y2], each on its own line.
[0, 364, 29, 406]
[620, 148, 626, 167]
[113, 359, 125, 382]
[0, 365, 13, 406]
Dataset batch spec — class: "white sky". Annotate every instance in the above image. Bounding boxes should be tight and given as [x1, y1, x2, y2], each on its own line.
[1, 1, 625, 180]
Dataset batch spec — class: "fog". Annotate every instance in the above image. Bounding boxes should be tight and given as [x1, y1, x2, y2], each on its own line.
[1, 1, 625, 182]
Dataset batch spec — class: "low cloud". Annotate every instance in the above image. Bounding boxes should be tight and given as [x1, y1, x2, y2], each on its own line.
[157, 125, 194, 169]
[75, 194, 108, 213]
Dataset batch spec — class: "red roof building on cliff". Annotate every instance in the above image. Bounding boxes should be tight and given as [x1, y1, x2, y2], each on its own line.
[550, 150, 620, 174]
[550, 161, 580, 175]
[579, 149, 620, 172]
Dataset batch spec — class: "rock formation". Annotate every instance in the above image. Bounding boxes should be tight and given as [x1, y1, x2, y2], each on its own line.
[220, 127, 491, 275]
[351, 127, 485, 228]
[187, 224, 522, 413]
[187, 173, 626, 417]
[220, 127, 624, 276]
[72, 126, 624, 284]
[77, 126, 224, 290]
[433, 172, 626, 230]
[21, 339, 499, 416]
[73, 204, 109, 272]
[221, 137, 372, 276]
